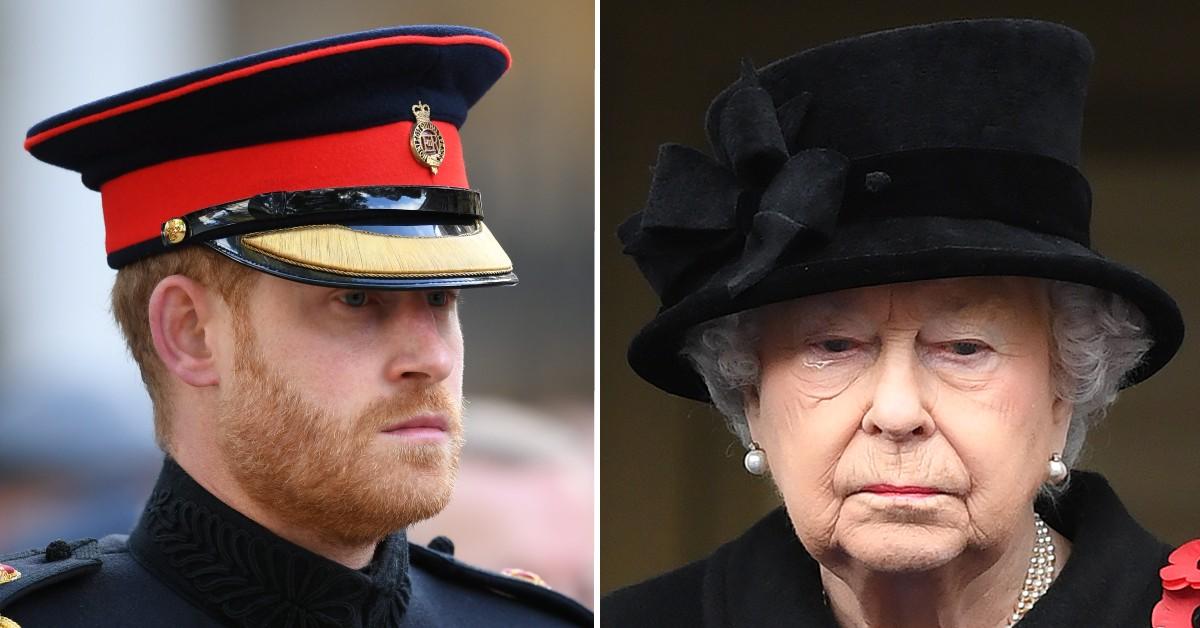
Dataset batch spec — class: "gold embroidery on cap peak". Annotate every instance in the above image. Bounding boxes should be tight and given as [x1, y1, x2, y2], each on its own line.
[240, 223, 512, 277]
[410, 101, 446, 174]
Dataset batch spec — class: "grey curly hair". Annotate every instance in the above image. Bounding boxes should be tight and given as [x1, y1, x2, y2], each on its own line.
[681, 280, 1152, 469]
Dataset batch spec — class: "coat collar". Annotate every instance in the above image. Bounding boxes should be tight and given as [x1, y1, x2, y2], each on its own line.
[128, 458, 411, 627]
[703, 471, 1171, 627]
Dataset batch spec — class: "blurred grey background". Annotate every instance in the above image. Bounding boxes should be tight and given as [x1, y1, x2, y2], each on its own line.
[0, 0, 593, 605]
[601, 1, 1200, 595]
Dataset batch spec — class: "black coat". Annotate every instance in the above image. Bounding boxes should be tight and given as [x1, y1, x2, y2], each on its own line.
[603, 472, 1178, 627]
[0, 459, 591, 627]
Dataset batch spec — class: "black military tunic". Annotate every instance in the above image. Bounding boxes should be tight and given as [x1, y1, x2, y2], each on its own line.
[0, 459, 591, 627]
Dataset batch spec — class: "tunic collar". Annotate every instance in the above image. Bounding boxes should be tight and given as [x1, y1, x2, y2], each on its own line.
[705, 471, 1170, 627]
[128, 458, 412, 627]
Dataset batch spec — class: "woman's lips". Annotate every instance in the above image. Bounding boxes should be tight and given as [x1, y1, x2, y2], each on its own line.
[859, 484, 944, 496]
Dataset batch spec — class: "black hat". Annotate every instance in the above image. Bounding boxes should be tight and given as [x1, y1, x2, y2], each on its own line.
[26, 25, 516, 290]
[619, 19, 1184, 400]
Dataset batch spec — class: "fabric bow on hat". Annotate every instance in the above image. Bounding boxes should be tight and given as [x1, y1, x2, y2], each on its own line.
[619, 60, 849, 305]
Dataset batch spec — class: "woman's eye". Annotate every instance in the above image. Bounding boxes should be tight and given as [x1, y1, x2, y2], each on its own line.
[426, 291, 451, 307]
[339, 291, 369, 307]
[817, 338, 855, 353]
[946, 340, 987, 356]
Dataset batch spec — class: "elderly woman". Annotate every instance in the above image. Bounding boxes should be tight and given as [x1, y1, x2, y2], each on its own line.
[604, 19, 1198, 628]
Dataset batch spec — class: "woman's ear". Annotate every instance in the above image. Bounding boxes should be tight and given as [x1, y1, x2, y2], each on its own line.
[1052, 397, 1072, 423]
[148, 275, 220, 388]
[1051, 395, 1073, 446]
[743, 385, 762, 425]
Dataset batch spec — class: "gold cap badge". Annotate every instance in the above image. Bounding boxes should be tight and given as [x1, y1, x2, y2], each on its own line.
[0, 563, 20, 585]
[0, 614, 22, 628]
[410, 101, 446, 175]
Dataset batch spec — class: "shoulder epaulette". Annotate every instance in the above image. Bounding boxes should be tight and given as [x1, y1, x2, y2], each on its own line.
[0, 539, 104, 613]
[409, 542, 592, 626]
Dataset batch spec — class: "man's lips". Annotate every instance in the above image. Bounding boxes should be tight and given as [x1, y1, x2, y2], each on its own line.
[381, 414, 449, 438]
[858, 484, 946, 496]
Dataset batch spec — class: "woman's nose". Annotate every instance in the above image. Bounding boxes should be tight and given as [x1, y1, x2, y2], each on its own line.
[860, 345, 935, 441]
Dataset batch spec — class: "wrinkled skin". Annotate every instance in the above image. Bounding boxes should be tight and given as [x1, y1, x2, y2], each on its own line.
[746, 277, 1073, 627]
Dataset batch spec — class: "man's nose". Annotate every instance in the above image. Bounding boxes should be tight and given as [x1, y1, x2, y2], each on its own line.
[860, 343, 935, 441]
[381, 298, 456, 385]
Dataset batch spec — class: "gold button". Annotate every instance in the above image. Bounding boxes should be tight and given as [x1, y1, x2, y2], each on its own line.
[0, 563, 20, 585]
[500, 567, 550, 588]
[162, 218, 188, 245]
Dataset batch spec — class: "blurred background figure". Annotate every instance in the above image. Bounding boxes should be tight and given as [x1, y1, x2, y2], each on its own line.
[410, 398, 594, 608]
[0, 379, 160, 551]
[0, 0, 593, 597]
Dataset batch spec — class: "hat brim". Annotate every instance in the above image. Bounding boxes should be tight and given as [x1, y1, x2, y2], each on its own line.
[628, 216, 1183, 400]
[207, 221, 516, 289]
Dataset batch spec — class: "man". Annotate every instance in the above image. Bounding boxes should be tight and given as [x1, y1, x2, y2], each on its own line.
[0, 25, 590, 627]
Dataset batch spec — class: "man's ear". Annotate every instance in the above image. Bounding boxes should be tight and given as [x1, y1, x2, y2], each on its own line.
[148, 275, 220, 388]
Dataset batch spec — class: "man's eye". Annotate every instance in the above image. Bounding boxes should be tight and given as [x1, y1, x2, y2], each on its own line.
[426, 291, 450, 307]
[339, 291, 369, 307]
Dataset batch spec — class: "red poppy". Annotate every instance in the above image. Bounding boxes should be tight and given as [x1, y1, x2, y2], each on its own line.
[1152, 539, 1200, 627]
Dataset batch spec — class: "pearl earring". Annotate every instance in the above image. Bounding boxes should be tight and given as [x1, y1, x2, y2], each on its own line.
[744, 442, 767, 476]
[1047, 452, 1068, 484]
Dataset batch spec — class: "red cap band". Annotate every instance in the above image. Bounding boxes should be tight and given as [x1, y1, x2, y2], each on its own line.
[99, 120, 466, 253]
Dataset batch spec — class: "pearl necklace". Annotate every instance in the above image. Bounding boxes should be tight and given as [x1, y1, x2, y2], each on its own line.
[1007, 513, 1056, 626]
